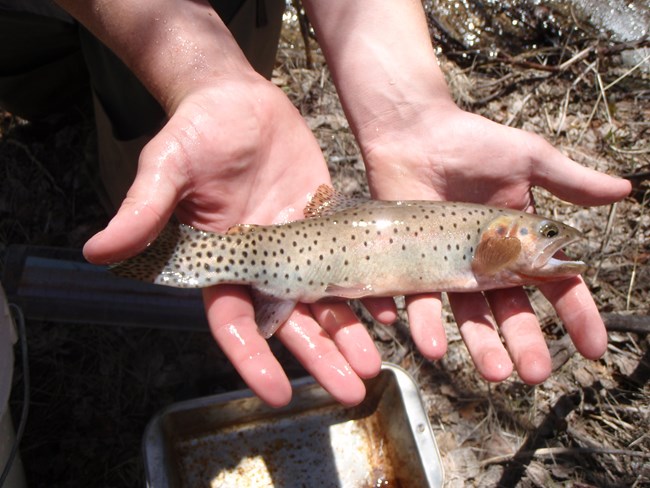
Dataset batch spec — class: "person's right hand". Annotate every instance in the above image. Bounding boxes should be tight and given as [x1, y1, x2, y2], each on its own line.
[83, 75, 390, 406]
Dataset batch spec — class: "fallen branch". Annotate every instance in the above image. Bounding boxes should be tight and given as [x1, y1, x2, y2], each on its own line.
[481, 446, 650, 467]
[602, 313, 650, 335]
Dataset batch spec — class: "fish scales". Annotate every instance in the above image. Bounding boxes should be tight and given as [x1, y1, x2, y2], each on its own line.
[112, 185, 586, 337]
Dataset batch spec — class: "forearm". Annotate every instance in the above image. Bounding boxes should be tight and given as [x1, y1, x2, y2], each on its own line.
[55, 0, 256, 113]
[303, 0, 454, 146]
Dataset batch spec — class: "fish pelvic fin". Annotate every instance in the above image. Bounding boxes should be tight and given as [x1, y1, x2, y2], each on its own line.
[251, 288, 298, 338]
[303, 184, 368, 218]
[110, 220, 222, 288]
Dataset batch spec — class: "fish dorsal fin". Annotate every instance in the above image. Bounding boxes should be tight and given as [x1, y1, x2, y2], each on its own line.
[472, 236, 522, 275]
[226, 223, 260, 236]
[303, 184, 367, 218]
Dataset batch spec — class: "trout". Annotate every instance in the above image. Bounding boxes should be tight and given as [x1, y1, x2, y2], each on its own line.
[112, 185, 587, 337]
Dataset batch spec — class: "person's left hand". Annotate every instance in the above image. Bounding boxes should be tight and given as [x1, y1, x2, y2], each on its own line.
[358, 100, 631, 384]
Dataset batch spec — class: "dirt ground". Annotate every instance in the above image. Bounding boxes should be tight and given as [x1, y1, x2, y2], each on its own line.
[1, 3, 649, 487]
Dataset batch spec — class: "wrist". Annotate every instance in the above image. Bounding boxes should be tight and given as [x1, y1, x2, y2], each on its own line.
[56, 0, 257, 114]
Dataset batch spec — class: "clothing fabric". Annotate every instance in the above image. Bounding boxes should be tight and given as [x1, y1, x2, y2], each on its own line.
[0, 0, 285, 207]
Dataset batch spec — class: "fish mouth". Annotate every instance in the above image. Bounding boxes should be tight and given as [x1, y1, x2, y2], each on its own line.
[532, 234, 587, 277]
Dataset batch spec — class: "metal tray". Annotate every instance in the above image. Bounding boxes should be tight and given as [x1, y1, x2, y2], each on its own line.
[143, 363, 444, 488]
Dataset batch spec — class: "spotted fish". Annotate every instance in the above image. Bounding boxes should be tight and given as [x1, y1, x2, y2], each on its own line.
[111, 185, 587, 337]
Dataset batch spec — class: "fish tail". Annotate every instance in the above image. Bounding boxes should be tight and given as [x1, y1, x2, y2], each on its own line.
[110, 221, 222, 288]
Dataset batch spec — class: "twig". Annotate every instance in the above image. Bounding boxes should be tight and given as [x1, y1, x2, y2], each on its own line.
[290, 0, 313, 69]
[610, 146, 650, 155]
[481, 446, 650, 467]
[556, 60, 597, 138]
[557, 44, 594, 71]
[506, 92, 533, 127]
[626, 190, 648, 310]
[591, 201, 618, 285]
[604, 52, 650, 91]
[602, 313, 650, 335]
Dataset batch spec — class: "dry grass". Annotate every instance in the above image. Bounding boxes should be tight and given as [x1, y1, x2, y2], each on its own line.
[1, 3, 648, 487]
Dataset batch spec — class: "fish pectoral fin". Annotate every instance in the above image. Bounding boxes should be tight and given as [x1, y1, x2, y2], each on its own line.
[226, 224, 260, 236]
[251, 288, 297, 339]
[324, 283, 374, 300]
[472, 236, 522, 275]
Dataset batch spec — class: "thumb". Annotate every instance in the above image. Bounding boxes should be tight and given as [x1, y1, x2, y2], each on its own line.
[83, 137, 184, 264]
[531, 136, 631, 206]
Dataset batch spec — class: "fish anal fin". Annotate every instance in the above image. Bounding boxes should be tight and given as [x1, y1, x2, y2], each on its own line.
[324, 283, 374, 300]
[303, 184, 368, 218]
[226, 224, 259, 236]
[472, 236, 521, 275]
[251, 288, 297, 338]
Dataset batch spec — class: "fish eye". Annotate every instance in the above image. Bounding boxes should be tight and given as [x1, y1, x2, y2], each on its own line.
[539, 222, 560, 238]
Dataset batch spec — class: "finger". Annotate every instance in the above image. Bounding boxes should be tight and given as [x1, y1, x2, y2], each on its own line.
[310, 302, 382, 379]
[275, 304, 367, 406]
[530, 135, 631, 206]
[361, 297, 398, 324]
[538, 276, 607, 360]
[485, 288, 551, 384]
[448, 292, 514, 381]
[203, 285, 293, 407]
[405, 293, 448, 359]
[83, 131, 185, 264]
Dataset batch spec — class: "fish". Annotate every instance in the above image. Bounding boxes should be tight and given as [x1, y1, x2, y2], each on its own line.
[111, 184, 587, 338]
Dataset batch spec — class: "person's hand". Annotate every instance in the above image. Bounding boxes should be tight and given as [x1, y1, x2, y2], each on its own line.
[83, 76, 392, 406]
[358, 100, 631, 384]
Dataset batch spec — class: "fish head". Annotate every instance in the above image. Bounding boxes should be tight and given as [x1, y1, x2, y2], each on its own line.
[472, 213, 587, 286]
